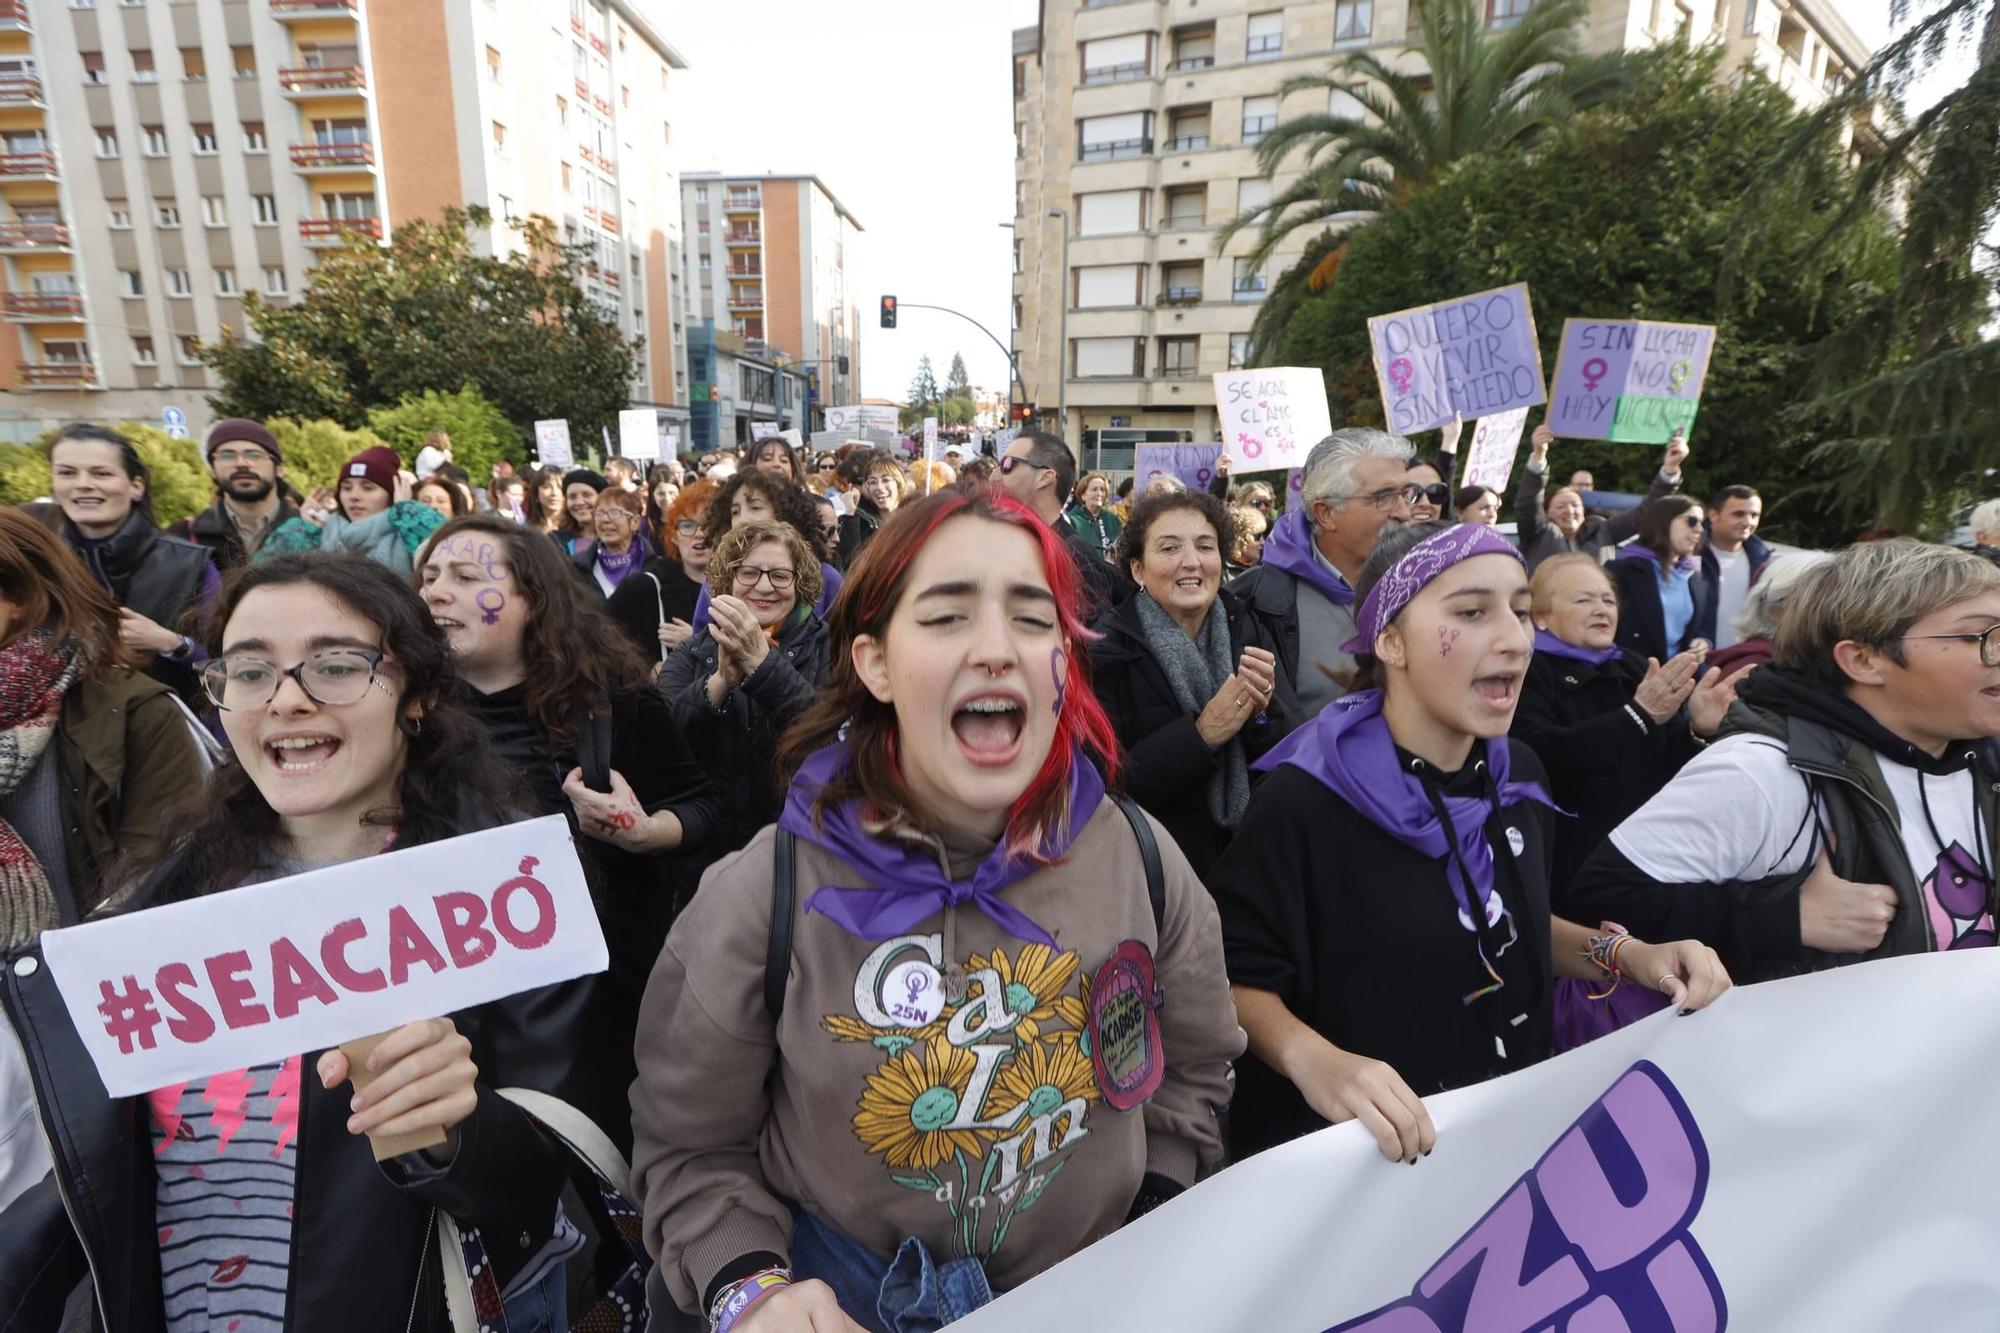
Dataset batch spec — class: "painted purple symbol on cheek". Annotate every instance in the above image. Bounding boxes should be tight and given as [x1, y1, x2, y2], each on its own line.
[475, 589, 505, 625]
[1051, 646, 1068, 716]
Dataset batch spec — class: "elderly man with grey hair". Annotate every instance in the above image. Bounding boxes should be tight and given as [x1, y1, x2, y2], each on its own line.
[1970, 498, 2000, 568]
[1228, 428, 1416, 717]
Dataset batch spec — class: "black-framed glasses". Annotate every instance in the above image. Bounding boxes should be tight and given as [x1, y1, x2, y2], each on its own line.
[202, 649, 389, 711]
[732, 564, 796, 591]
[998, 455, 1050, 475]
[1680, 513, 1707, 528]
[1412, 483, 1450, 507]
[1900, 624, 2000, 668]
[1249, 496, 1273, 510]
[1335, 483, 1422, 513]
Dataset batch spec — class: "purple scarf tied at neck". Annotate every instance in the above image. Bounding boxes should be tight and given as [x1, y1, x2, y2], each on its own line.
[1532, 628, 1623, 667]
[595, 542, 644, 588]
[1255, 689, 1558, 1002]
[1342, 523, 1523, 656]
[779, 740, 1106, 946]
[1259, 507, 1355, 606]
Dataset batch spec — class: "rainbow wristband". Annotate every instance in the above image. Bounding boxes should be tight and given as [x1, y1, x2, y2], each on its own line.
[711, 1267, 792, 1333]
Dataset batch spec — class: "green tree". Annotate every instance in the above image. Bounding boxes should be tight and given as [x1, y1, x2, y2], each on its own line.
[1273, 48, 1900, 548]
[200, 206, 641, 450]
[265, 418, 393, 497]
[1221, 0, 1650, 360]
[1729, 0, 1999, 530]
[366, 386, 526, 489]
[906, 356, 941, 419]
[944, 352, 972, 401]
[940, 397, 976, 428]
[0, 444, 49, 508]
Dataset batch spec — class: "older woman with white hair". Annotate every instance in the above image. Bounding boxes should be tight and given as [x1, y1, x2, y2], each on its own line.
[1230, 428, 1416, 715]
[1706, 552, 1833, 676]
[1969, 498, 2000, 567]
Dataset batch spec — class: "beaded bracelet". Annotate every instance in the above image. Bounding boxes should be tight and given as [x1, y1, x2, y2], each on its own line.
[710, 1266, 792, 1333]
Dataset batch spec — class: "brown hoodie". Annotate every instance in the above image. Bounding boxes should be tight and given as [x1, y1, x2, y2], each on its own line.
[630, 800, 1243, 1314]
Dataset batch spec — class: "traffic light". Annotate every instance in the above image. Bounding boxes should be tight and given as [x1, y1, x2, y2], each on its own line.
[837, 355, 850, 375]
[880, 295, 897, 329]
[1011, 402, 1036, 422]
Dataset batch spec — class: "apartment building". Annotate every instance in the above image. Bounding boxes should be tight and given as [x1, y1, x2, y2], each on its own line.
[680, 171, 862, 412]
[0, 0, 690, 444]
[1011, 0, 1877, 463]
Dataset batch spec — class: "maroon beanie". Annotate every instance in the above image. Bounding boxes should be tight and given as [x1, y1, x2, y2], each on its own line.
[340, 446, 401, 498]
[204, 417, 282, 462]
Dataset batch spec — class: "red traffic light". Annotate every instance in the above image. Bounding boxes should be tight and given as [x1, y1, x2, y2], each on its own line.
[879, 295, 897, 329]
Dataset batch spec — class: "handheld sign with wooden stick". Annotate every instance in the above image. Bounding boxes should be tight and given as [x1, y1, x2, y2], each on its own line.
[1546, 317, 1717, 444]
[1366, 283, 1547, 435]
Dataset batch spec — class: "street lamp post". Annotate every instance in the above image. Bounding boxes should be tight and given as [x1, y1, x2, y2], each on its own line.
[1047, 208, 1069, 441]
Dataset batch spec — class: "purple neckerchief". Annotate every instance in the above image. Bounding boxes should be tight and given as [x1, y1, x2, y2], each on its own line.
[780, 740, 1105, 947]
[691, 561, 842, 632]
[1259, 507, 1355, 606]
[1342, 523, 1523, 655]
[1617, 545, 1698, 576]
[1533, 629, 1622, 667]
[595, 541, 644, 589]
[1255, 689, 1558, 1002]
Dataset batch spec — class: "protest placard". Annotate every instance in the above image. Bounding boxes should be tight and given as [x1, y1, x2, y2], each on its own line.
[618, 408, 661, 461]
[1367, 283, 1547, 435]
[922, 417, 940, 462]
[38, 816, 607, 1098]
[1547, 318, 1717, 443]
[1213, 368, 1334, 471]
[1135, 444, 1224, 493]
[954, 950, 2000, 1332]
[1460, 407, 1530, 492]
[751, 423, 781, 443]
[533, 419, 573, 469]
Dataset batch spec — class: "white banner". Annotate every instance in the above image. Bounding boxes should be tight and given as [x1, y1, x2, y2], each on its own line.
[1461, 407, 1531, 493]
[923, 417, 940, 462]
[533, 419, 573, 469]
[1213, 367, 1334, 472]
[956, 951, 2000, 1331]
[40, 818, 607, 1098]
[619, 408, 662, 462]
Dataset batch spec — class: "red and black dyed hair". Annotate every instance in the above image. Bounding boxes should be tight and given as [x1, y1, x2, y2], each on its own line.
[776, 488, 1119, 862]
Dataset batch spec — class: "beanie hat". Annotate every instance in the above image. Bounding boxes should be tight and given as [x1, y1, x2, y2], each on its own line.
[563, 468, 609, 492]
[341, 446, 401, 497]
[205, 417, 282, 463]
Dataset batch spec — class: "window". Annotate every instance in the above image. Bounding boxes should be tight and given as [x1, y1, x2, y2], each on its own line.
[1489, 0, 1533, 26]
[485, 44, 501, 81]
[1080, 33, 1151, 85]
[144, 125, 169, 156]
[155, 202, 181, 228]
[1161, 261, 1202, 303]
[132, 336, 156, 365]
[1242, 96, 1278, 144]
[200, 195, 226, 226]
[264, 266, 287, 296]
[108, 206, 131, 229]
[1164, 186, 1206, 229]
[131, 50, 156, 82]
[242, 122, 266, 153]
[1076, 188, 1147, 235]
[1229, 333, 1252, 369]
[95, 129, 118, 157]
[1170, 25, 1215, 71]
[1330, 87, 1369, 123]
[561, 161, 573, 192]
[491, 121, 507, 155]
[215, 267, 237, 295]
[253, 194, 278, 225]
[233, 45, 255, 78]
[1159, 336, 1201, 377]
[119, 269, 143, 297]
[179, 336, 201, 365]
[180, 46, 204, 80]
[620, 85, 629, 107]
[556, 96, 568, 128]
[1238, 178, 1272, 215]
[1168, 106, 1211, 151]
[694, 184, 708, 203]
[167, 269, 192, 297]
[1078, 111, 1152, 161]
[1334, 0, 1375, 44]
[82, 52, 105, 84]
[1742, 0, 1758, 36]
[326, 192, 377, 221]
[698, 254, 711, 269]
[1233, 257, 1267, 299]
[1074, 264, 1144, 309]
[1072, 337, 1143, 378]
[1246, 12, 1283, 60]
[191, 123, 217, 154]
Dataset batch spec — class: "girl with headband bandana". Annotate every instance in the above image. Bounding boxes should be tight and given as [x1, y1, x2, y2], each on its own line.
[1208, 521, 1731, 1165]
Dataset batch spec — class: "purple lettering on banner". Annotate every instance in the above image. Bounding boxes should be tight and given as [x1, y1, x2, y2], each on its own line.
[1366, 284, 1548, 435]
[1135, 444, 1224, 493]
[1329, 1062, 1726, 1333]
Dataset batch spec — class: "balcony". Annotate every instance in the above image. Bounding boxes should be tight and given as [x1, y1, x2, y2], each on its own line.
[1079, 138, 1150, 162]
[1158, 364, 1200, 379]
[20, 362, 95, 387]
[280, 65, 366, 96]
[0, 75, 43, 106]
[3, 292, 83, 321]
[1159, 287, 1202, 306]
[1166, 134, 1208, 151]
[723, 194, 761, 211]
[599, 213, 619, 235]
[1163, 214, 1207, 231]
[728, 264, 762, 277]
[299, 216, 382, 246]
[1168, 56, 1214, 72]
[725, 230, 761, 246]
[289, 140, 375, 170]
[0, 221, 69, 250]
[0, 151, 56, 180]
[728, 295, 764, 312]
[592, 94, 612, 115]
[589, 34, 608, 56]
[0, 0, 28, 30]
[570, 14, 584, 35]
[1081, 62, 1148, 86]
[271, 0, 358, 17]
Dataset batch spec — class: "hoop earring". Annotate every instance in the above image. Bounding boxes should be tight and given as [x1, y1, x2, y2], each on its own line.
[401, 714, 424, 738]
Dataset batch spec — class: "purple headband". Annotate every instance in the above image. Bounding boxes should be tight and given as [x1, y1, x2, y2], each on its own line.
[1341, 524, 1524, 656]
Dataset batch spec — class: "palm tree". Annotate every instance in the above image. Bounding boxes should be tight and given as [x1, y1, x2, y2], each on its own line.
[1219, 0, 1651, 359]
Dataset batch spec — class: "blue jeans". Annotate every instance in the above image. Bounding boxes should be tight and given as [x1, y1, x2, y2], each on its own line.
[789, 1209, 996, 1333]
[502, 1260, 569, 1333]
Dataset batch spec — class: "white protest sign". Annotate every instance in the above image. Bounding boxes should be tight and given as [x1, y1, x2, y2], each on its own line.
[824, 404, 862, 433]
[40, 817, 606, 1098]
[618, 408, 661, 462]
[533, 419, 573, 469]
[751, 423, 781, 443]
[1213, 367, 1334, 471]
[1460, 406, 1530, 492]
[922, 416, 940, 462]
[954, 951, 2000, 1332]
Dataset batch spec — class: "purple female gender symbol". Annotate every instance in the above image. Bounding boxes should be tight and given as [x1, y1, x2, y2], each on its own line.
[1387, 357, 1415, 395]
[905, 969, 932, 1006]
[1051, 646, 1068, 716]
[475, 588, 506, 625]
[1582, 357, 1609, 393]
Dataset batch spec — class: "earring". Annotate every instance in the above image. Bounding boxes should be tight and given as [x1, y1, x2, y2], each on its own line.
[402, 713, 424, 737]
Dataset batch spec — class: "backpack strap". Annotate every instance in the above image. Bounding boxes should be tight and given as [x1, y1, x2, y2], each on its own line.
[765, 827, 798, 1019]
[1112, 794, 1166, 937]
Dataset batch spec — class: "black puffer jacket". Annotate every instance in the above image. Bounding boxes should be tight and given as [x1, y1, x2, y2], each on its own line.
[0, 806, 599, 1333]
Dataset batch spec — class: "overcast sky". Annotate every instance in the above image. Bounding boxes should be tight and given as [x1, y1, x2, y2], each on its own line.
[659, 0, 1976, 406]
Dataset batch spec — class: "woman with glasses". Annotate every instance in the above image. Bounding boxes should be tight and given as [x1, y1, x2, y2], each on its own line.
[700, 471, 845, 625]
[3, 552, 597, 1332]
[608, 480, 715, 666]
[1210, 522, 1729, 1164]
[1227, 503, 1268, 577]
[571, 486, 647, 601]
[1608, 496, 1714, 663]
[659, 519, 830, 860]
[837, 451, 910, 566]
[1063, 472, 1121, 560]
[1404, 413, 1462, 523]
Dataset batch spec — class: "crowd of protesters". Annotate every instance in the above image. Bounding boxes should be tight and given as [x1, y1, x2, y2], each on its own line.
[0, 410, 1993, 1333]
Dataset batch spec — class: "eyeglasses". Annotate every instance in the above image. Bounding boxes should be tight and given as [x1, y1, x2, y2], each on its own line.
[1900, 624, 2000, 668]
[675, 519, 702, 535]
[202, 649, 389, 711]
[213, 448, 273, 467]
[1680, 514, 1706, 528]
[732, 564, 796, 591]
[1413, 483, 1450, 507]
[997, 455, 1051, 475]
[1248, 497, 1273, 510]
[1334, 483, 1422, 513]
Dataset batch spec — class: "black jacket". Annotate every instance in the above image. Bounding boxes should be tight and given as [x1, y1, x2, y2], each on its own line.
[1088, 587, 1296, 876]
[1061, 521, 1128, 621]
[1222, 561, 1324, 719]
[61, 510, 213, 704]
[604, 557, 703, 661]
[1510, 648, 1699, 907]
[1512, 463, 1674, 572]
[837, 501, 885, 567]
[0, 811, 598, 1333]
[1608, 550, 1712, 662]
[1692, 533, 1774, 645]
[659, 611, 829, 871]
[165, 497, 301, 575]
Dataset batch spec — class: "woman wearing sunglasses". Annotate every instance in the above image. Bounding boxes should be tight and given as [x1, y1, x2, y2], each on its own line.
[1404, 413, 1463, 523]
[608, 480, 715, 665]
[1608, 497, 1715, 663]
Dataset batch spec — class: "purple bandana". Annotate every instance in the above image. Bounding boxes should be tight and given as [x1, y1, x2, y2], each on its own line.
[1255, 689, 1558, 1003]
[1533, 629, 1623, 667]
[779, 740, 1106, 947]
[1259, 507, 1355, 606]
[1342, 523, 1524, 655]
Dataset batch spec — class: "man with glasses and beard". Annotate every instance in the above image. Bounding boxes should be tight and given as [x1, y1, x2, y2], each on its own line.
[167, 418, 299, 573]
